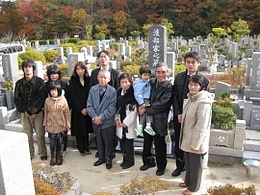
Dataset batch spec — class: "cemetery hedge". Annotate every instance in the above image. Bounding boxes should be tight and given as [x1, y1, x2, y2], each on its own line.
[212, 94, 237, 130]
[18, 51, 46, 67]
[43, 50, 58, 63]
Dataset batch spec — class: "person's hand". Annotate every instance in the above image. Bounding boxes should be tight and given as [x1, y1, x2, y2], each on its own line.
[81, 108, 87, 116]
[121, 123, 127, 128]
[30, 114, 36, 119]
[138, 107, 145, 115]
[93, 116, 102, 125]
[115, 119, 121, 127]
[177, 114, 182, 123]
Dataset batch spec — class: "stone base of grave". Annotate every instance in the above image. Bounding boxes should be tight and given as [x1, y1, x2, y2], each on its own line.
[62, 183, 82, 195]
[209, 146, 244, 164]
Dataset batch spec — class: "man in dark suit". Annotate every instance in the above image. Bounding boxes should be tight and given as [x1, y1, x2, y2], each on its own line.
[90, 50, 121, 89]
[89, 50, 121, 157]
[172, 51, 210, 177]
[139, 62, 173, 176]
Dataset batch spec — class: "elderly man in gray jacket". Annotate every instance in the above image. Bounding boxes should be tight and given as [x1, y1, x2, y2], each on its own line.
[87, 70, 117, 169]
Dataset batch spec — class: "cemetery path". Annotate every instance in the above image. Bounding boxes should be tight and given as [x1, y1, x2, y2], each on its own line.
[32, 145, 260, 195]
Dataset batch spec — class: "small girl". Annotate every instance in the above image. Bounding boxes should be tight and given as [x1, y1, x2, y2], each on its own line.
[43, 81, 71, 166]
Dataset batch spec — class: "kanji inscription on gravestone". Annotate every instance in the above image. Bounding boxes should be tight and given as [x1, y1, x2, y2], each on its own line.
[148, 25, 167, 68]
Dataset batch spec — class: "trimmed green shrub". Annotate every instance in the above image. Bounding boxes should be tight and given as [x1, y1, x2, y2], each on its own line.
[123, 65, 140, 76]
[68, 38, 80, 44]
[19, 51, 46, 64]
[212, 104, 236, 130]
[58, 64, 69, 77]
[43, 50, 58, 63]
[174, 64, 186, 76]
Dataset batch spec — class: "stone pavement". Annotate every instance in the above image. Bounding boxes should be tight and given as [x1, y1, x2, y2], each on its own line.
[32, 145, 260, 195]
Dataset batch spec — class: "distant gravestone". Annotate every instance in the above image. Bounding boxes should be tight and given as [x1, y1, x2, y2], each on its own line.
[67, 47, 72, 55]
[125, 45, 131, 58]
[96, 40, 101, 52]
[246, 58, 252, 86]
[231, 42, 239, 60]
[86, 46, 93, 56]
[57, 47, 65, 64]
[35, 61, 43, 79]
[166, 52, 175, 77]
[118, 43, 126, 57]
[148, 25, 167, 68]
[215, 81, 231, 99]
[2, 54, 20, 85]
[251, 52, 260, 90]
[245, 49, 253, 58]
[67, 53, 85, 77]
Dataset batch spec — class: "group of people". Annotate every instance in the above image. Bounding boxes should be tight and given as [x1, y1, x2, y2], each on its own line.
[14, 50, 214, 195]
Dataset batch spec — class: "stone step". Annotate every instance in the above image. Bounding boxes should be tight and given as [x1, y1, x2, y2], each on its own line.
[244, 140, 260, 152]
[245, 130, 260, 141]
[243, 151, 260, 161]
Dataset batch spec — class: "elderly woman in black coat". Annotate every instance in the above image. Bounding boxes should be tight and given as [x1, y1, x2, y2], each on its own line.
[69, 61, 93, 156]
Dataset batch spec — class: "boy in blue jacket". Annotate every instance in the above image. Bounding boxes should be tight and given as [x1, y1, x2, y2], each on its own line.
[133, 66, 155, 136]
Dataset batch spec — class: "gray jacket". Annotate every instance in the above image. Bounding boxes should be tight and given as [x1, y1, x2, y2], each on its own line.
[87, 84, 117, 129]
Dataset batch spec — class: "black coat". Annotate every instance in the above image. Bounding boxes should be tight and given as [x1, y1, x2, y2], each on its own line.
[89, 67, 121, 89]
[172, 70, 210, 116]
[146, 78, 173, 136]
[69, 75, 93, 136]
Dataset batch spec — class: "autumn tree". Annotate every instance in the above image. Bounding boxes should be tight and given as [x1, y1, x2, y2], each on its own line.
[69, 9, 92, 38]
[230, 19, 250, 41]
[0, 1, 25, 37]
[113, 11, 128, 38]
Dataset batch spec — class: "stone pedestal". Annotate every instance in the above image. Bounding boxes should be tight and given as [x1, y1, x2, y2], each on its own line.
[209, 120, 246, 163]
[0, 130, 35, 195]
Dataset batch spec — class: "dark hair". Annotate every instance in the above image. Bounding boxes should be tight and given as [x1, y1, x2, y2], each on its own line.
[119, 73, 133, 85]
[139, 66, 151, 76]
[188, 74, 205, 91]
[46, 64, 61, 80]
[184, 52, 200, 63]
[97, 50, 110, 58]
[48, 81, 62, 97]
[71, 61, 89, 77]
[21, 59, 36, 72]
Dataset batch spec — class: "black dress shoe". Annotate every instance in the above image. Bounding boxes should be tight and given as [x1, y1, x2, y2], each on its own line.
[140, 162, 156, 171]
[156, 169, 165, 176]
[106, 162, 112, 169]
[94, 160, 104, 166]
[171, 168, 182, 176]
[40, 156, 47, 161]
[121, 163, 134, 169]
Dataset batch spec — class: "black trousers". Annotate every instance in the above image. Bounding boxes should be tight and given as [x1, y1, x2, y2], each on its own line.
[76, 135, 90, 153]
[142, 130, 167, 171]
[184, 152, 203, 192]
[49, 132, 64, 153]
[174, 116, 185, 169]
[120, 136, 134, 166]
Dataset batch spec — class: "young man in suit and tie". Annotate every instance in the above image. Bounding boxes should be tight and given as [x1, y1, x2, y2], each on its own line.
[87, 70, 117, 169]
